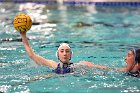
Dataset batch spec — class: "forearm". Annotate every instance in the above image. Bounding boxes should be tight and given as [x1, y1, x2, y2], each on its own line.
[21, 33, 35, 58]
[115, 67, 127, 72]
[94, 65, 127, 71]
[79, 61, 107, 69]
[94, 64, 108, 69]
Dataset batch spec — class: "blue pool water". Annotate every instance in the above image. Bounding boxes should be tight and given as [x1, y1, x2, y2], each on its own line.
[0, 3, 140, 93]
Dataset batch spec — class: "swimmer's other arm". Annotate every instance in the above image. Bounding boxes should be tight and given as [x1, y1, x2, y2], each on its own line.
[79, 61, 107, 69]
[20, 32, 57, 69]
[80, 61, 127, 71]
[94, 65, 128, 72]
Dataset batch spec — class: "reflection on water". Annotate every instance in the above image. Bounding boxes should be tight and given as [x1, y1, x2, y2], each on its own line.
[1, 2, 140, 93]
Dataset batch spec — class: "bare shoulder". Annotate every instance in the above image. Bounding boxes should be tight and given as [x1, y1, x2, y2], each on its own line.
[46, 59, 58, 69]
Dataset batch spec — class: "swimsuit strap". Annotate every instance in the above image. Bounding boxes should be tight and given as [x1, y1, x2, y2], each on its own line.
[127, 70, 140, 78]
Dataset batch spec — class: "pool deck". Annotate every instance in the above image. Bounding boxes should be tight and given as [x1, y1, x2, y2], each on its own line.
[64, 0, 140, 2]
[1, 0, 140, 2]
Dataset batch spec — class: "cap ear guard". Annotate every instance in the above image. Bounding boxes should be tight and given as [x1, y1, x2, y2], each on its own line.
[56, 51, 58, 58]
[135, 53, 140, 63]
[133, 48, 140, 63]
[135, 56, 139, 63]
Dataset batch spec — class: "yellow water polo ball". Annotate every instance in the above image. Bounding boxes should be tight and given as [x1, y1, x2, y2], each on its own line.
[13, 13, 32, 32]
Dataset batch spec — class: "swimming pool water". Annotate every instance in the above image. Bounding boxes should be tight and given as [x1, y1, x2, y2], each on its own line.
[0, 3, 140, 93]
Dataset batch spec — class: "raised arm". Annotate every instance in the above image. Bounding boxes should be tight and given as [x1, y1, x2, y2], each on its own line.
[20, 32, 57, 69]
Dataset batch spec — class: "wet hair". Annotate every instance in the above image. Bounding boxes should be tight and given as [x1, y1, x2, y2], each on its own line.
[132, 48, 140, 63]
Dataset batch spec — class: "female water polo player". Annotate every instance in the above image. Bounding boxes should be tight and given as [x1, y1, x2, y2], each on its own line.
[82, 48, 140, 77]
[20, 32, 107, 74]
[118, 48, 140, 77]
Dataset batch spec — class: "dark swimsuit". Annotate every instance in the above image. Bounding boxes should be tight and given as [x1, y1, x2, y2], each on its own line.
[54, 63, 74, 74]
[127, 70, 140, 78]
